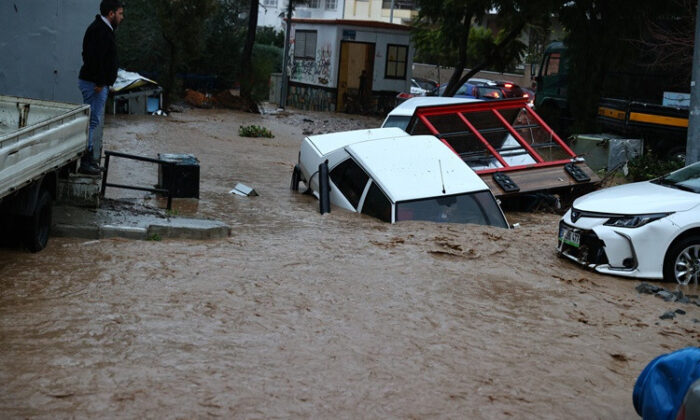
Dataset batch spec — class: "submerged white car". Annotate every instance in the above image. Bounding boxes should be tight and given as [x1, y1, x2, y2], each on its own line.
[291, 127, 509, 228]
[558, 162, 700, 284]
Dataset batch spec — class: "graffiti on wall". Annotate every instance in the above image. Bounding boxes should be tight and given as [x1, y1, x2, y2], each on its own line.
[291, 44, 332, 86]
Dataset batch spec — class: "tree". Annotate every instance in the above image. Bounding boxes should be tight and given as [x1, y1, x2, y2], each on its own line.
[239, 0, 259, 106]
[413, 0, 555, 97]
[154, 0, 216, 105]
[632, 0, 696, 88]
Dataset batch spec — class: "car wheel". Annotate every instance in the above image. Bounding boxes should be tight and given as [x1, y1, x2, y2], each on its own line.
[23, 189, 52, 253]
[663, 235, 700, 285]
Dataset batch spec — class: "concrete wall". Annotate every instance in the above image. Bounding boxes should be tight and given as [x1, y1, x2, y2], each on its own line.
[0, 1, 96, 103]
[412, 62, 537, 90]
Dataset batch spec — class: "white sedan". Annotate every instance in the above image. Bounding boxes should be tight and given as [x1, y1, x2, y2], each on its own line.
[558, 162, 700, 285]
[291, 127, 509, 228]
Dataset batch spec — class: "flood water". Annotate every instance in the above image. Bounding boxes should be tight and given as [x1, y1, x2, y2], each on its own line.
[1, 108, 698, 418]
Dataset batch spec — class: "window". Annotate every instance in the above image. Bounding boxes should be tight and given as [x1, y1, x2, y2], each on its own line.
[545, 53, 560, 76]
[325, 0, 337, 9]
[263, 0, 277, 6]
[330, 159, 370, 208]
[294, 30, 317, 59]
[361, 182, 392, 222]
[306, 0, 320, 7]
[382, 0, 415, 9]
[385, 44, 408, 79]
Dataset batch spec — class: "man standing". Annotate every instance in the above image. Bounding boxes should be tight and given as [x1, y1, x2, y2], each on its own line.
[78, 0, 124, 175]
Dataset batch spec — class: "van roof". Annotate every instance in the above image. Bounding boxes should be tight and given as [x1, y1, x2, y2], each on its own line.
[347, 135, 488, 202]
[386, 97, 480, 118]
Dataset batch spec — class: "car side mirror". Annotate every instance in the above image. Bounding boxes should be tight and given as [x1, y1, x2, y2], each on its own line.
[319, 160, 331, 215]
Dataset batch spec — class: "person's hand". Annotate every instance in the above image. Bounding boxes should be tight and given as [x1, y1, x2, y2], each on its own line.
[94, 86, 104, 93]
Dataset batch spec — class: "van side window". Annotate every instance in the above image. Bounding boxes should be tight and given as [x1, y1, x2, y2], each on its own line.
[545, 53, 560, 76]
[361, 182, 391, 222]
[330, 158, 369, 208]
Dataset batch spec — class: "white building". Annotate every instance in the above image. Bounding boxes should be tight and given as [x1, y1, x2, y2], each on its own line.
[259, 0, 346, 30]
[284, 19, 412, 112]
[258, 0, 418, 31]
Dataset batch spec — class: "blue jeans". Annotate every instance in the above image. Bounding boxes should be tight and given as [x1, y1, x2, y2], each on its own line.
[78, 79, 109, 158]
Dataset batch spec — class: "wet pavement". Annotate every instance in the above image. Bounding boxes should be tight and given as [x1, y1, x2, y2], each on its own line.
[0, 106, 698, 418]
[52, 200, 231, 240]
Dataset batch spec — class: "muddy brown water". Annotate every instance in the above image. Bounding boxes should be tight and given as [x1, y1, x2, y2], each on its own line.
[1, 108, 698, 418]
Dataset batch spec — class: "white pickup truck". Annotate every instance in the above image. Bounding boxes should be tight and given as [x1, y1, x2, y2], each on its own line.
[0, 95, 89, 251]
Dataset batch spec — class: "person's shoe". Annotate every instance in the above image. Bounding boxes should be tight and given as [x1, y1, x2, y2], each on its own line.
[78, 162, 100, 175]
[89, 156, 106, 172]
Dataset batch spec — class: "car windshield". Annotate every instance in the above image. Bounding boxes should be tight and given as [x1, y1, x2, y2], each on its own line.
[395, 190, 508, 228]
[654, 162, 700, 193]
[382, 115, 411, 131]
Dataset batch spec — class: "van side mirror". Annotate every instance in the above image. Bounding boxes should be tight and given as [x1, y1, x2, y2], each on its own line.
[319, 160, 331, 214]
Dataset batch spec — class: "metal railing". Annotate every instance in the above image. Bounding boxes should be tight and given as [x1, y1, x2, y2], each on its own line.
[100, 150, 174, 210]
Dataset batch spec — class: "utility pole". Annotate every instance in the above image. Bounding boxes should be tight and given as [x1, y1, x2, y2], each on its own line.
[389, 0, 395, 23]
[687, 0, 700, 164]
[280, 0, 294, 109]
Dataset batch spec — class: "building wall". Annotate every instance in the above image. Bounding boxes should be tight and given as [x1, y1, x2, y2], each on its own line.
[259, 0, 346, 30]
[0, 0, 95, 103]
[351, 29, 412, 93]
[289, 24, 339, 88]
[343, 0, 417, 24]
[289, 22, 411, 93]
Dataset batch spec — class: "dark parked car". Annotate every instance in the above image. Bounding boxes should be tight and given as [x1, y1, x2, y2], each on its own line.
[435, 79, 527, 101]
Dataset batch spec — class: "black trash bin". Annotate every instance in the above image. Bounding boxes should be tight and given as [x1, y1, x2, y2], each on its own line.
[157, 153, 200, 198]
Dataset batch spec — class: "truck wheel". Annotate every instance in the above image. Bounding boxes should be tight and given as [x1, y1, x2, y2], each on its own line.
[24, 189, 52, 252]
[663, 235, 700, 285]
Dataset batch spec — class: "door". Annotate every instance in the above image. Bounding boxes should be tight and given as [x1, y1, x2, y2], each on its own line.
[337, 41, 375, 112]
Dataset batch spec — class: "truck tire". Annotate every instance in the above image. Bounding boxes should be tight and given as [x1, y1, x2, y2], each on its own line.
[23, 189, 52, 252]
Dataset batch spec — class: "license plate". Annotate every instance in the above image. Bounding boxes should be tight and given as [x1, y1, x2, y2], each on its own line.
[559, 225, 580, 248]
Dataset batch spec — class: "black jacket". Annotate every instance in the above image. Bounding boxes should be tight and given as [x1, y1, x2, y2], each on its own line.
[79, 15, 118, 87]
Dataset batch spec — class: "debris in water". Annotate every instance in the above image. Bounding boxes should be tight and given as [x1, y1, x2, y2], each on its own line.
[659, 311, 676, 320]
[229, 183, 258, 196]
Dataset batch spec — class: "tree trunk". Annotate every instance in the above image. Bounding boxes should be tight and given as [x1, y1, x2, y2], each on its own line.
[443, 22, 525, 97]
[442, 16, 472, 97]
[240, 0, 259, 104]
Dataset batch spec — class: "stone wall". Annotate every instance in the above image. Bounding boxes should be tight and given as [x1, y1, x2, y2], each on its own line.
[287, 84, 337, 112]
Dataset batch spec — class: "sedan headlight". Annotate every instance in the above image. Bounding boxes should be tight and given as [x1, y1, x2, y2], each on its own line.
[604, 213, 672, 228]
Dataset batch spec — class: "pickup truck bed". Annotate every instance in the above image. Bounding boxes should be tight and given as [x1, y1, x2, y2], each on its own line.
[0, 95, 89, 252]
[597, 98, 688, 157]
[0, 95, 89, 200]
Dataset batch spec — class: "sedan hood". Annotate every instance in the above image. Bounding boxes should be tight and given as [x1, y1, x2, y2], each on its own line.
[573, 181, 700, 214]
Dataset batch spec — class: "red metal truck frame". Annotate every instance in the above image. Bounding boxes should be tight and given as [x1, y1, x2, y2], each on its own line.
[411, 98, 578, 175]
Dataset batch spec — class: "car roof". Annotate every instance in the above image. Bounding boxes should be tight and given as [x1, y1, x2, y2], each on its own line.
[386, 96, 480, 118]
[347, 135, 488, 202]
[305, 127, 408, 156]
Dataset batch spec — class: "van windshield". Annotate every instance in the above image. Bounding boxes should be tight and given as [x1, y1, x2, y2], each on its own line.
[395, 190, 508, 228]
